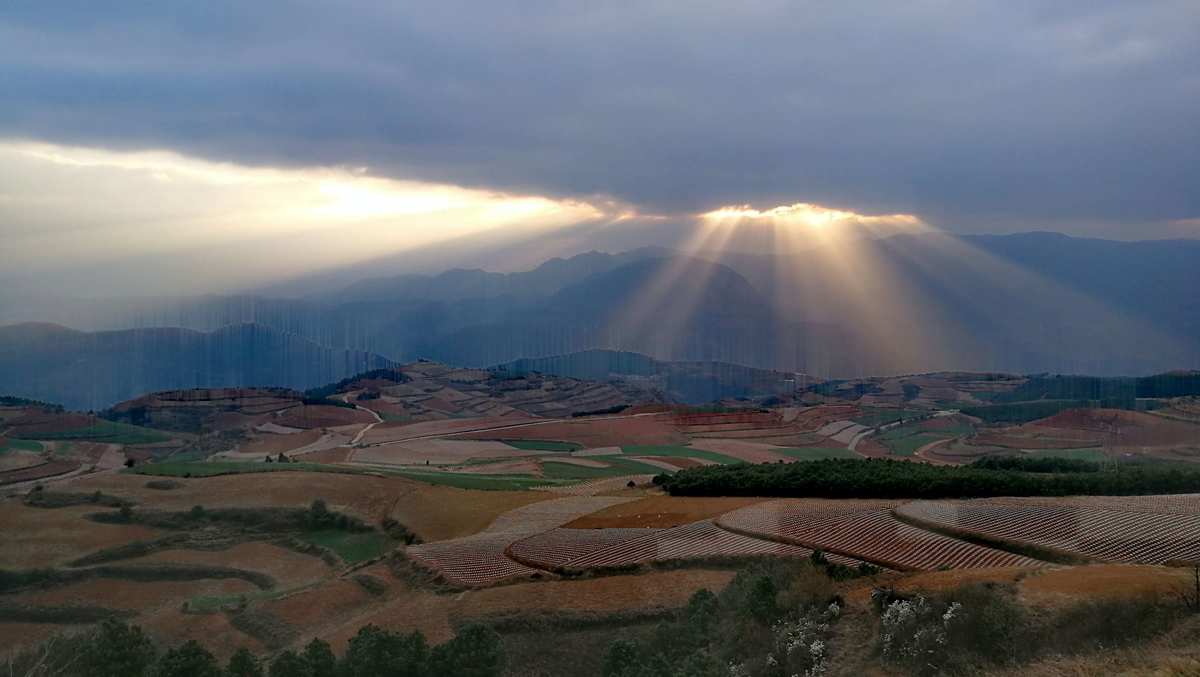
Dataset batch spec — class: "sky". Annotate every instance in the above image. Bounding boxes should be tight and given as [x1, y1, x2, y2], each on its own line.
[1, 1, 1199, 297]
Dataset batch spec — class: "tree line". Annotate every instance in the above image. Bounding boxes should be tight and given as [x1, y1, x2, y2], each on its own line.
[10, 619, 504, 677]
[657, 458, 1200, 498]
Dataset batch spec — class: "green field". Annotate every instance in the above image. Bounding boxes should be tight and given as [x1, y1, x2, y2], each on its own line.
[298, 529, 393, 564]
[1026, 447, 1108, 463]
[14, 420, 172, 445]
[129, 461, 374, 478]
[620, 445, 741, 465]
[505, 440, 583, 453]
[775, 447, 857, 461]
[853, 408, 926, 427]
[383, 469, 560, 491]
[540, 456, 666, 480]
[0, 438, 42, 454]
[876, 424, 950, 457]
[186, 584, 317, 614]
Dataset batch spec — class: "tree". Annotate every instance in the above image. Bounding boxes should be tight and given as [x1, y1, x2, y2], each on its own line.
[684, 588, 719, 638]
[302, 638, 337, 677]
[429, 624, 505, 677]
[602, 639, 642, 677]
[267, 650, 307, 677]
[745, 575, 779, 622]
[80, 619, 157, 677]
[151, 640, 222, 677]
[340, 625, 429, 677]
[226, 647, 263, 677]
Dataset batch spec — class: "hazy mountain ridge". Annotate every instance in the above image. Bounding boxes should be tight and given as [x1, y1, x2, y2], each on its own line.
[0, 322, 394, 411]
[1, 233, 1198, 382]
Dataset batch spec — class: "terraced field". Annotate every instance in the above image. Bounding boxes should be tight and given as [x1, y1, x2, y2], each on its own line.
[403, 496, 636, 587]
[508, 520, 863, 572]
[717, 500, 1044, 571]
[897, 497, 1200, 565]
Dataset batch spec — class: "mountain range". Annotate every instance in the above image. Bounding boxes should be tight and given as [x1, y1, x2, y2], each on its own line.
[1, 231, 1198, 409]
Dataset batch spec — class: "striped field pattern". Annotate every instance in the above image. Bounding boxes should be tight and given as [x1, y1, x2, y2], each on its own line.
[404, 496, 635, 587]
[717, 500, 1044, 571]
[508, 521, 866, 571]
[896, 498, 1200, 565]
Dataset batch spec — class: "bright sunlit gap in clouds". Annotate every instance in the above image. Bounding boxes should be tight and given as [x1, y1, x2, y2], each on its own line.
[0, 140, 609, 295]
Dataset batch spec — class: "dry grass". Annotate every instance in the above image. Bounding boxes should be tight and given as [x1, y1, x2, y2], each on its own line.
[9, 577, 257, 612]
[0, 500, 161, 568]
[1019, 565, 1194, 606]
[563, 496, 765, 529]
[134, 542, 333, 588]
[234, 429, 322, 457]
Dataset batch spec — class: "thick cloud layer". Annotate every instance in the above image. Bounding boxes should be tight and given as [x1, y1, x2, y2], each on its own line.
[2, 1, 1199, 235]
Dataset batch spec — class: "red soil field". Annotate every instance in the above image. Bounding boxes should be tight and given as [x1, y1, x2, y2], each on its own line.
[234, 429, 323, 457]
[275, 405, 375, 429]
[0, 459, 81, 486]
[455, 415, 685, 448]
[565, 496, 766, 529]
[508, 520, 860, 572]
[897, 498, 1200, 565]
[11, 577, 257, 613]
[5, 411, 96, 435]
[404, 496, 636, 587]
[718, 500, 1043, 571]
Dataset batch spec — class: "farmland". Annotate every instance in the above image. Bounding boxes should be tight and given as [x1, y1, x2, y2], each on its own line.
[4, 365, 1200, 675]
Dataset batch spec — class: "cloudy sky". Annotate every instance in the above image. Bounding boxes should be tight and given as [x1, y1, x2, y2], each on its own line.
[2, 1, 1198, 296]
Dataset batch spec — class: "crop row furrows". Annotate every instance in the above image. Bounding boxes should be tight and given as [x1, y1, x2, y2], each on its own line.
[404, 496, 637, 587]
[897, 501, 1200, 564]
[510, 521, 866, 571]
[983, 494, 1200, 516]
[718, 500, 1041, 570]
[406, 534, 544, 587]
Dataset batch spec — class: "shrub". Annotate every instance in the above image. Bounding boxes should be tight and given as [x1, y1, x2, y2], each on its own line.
[302, 638, 337, 677]
[226, 647, 263, 677]
[80, 618, 157, 677]
[150, 640, 221, 677]
[340, 625, 429, 677]
[430, 623, 506, 677]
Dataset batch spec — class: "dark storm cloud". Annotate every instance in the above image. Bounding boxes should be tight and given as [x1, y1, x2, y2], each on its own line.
[2, 0, 1198, 232]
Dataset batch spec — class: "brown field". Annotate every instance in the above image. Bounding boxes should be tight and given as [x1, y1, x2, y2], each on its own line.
[140, 607, 264, 661]
[457, 568, 736, 616]
[234, 429, 323, 457]
[10, 577, 257, 612]
[317, 567, 738, 652]
[4, 411, 96, 435]
[454, 415, 685, 448]
[362, 416, 535, 445]
[0, 449, 43, 472]
[0, 460, 81, 486]
[0, 623, 68, 655]
[1019, 564, 1193, 604]
[0, 501, 161, 568]
[61, 472, 550, 543]
[973, 408, 1200, 452]
[135, 542, 332, 588]
[275, 405, 375, 429]
[564, 496, 767, 529]
[388, 486, 553, 542]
